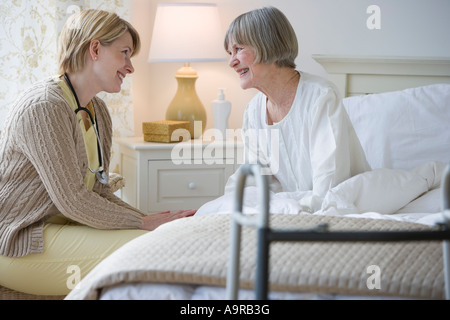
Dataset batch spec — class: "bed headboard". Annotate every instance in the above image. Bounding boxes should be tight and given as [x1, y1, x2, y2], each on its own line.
[312, 55, 450, 97]
[312, 55, 450, 171]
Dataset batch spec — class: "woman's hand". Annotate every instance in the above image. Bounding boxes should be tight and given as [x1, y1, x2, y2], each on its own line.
[140, 209, 196, 231]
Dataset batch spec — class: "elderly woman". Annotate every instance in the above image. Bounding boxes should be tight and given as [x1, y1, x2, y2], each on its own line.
[223, 7, 370, 213]
[0, 9, 194, 296]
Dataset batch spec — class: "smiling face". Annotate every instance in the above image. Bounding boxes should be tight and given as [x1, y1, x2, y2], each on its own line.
[93, 31, 135, 93]
[227, 40, 268, 90]
[223, 7, 299, 91]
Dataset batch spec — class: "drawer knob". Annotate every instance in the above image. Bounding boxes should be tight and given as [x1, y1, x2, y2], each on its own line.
[188, 182, 197, 190]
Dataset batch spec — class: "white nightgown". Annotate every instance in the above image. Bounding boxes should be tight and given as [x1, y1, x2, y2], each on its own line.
[224, 71, 370, 213]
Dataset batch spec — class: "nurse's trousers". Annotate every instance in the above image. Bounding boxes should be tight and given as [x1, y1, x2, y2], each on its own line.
[0, 214, 147, 296]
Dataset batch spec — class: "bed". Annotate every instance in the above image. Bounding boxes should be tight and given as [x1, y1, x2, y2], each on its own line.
[60, 55, 450, 300]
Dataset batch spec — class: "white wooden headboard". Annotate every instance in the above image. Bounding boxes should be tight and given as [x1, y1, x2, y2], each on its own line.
[312, 55, 450, 97]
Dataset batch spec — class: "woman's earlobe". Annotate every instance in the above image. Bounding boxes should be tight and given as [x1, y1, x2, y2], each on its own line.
[90, 39, 101, 61]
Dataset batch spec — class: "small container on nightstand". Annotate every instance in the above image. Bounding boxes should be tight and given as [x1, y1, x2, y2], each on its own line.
[142, 120, 190, 143]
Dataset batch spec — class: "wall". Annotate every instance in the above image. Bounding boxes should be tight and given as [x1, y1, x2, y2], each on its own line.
[131, 0, 450, 136]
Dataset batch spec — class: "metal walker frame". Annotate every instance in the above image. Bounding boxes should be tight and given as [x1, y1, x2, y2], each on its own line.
[226, 164, 450, 300]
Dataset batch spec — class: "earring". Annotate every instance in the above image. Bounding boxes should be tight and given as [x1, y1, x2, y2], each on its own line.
[94, 56, 98, 61]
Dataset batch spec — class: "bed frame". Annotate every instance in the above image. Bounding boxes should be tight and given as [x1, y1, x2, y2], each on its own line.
[226, 55, 450, 300]
[311, 55, 450, 97]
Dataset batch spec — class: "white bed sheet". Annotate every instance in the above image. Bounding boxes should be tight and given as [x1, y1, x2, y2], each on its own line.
[99, 282, 417, 300]
[194, 161, 445, 218]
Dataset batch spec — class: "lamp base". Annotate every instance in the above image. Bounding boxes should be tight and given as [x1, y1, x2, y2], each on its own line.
[165, 63, 206, 139]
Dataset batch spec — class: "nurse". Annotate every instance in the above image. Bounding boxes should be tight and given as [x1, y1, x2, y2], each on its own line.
[224, 6, 370, 212]
[0, 9, 194, 296]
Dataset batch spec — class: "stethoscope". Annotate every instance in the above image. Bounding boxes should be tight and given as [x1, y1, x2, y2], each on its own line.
[64, 73, 109, 185]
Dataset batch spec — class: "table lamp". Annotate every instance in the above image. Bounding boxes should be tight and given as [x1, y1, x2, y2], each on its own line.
[148, 3, 226, 138]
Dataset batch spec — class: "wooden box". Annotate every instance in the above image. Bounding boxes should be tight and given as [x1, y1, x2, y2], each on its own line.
[142, 120, 190, 143]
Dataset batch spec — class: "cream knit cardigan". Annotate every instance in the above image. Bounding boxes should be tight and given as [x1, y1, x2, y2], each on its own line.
[0, 78, 144, 258]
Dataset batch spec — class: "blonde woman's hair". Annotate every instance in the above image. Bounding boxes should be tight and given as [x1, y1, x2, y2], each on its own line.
[224, 6, 298, 68]
[58, 9, 140, 74]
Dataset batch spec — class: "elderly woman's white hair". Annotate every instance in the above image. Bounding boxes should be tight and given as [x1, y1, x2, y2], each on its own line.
[224, 6, 298, 68]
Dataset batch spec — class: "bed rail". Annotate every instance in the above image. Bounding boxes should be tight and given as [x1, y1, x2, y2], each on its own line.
[442, 163, 450, 299]
[226, 163, 450, 300]
[226, 164, 270, 300]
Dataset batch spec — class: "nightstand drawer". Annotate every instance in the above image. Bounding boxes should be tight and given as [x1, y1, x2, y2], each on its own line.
[148, 160, 234, 212]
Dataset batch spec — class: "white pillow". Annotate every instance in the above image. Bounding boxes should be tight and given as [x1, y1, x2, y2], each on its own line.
[321, 167, 429, 215]
[343, 84, 450, 170]
[395, 188, 441, 214]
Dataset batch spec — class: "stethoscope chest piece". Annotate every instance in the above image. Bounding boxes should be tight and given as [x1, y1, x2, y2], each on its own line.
[96, 170, 109, 185]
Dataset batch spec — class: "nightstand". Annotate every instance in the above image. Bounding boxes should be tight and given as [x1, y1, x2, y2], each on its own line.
[115, 137, 243, 213]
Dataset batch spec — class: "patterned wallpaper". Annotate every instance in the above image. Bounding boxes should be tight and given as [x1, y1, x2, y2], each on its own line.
[0, 0, 134, 173]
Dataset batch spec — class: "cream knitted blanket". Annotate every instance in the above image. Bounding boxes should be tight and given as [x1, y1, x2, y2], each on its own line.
[66, 214, 445, 300]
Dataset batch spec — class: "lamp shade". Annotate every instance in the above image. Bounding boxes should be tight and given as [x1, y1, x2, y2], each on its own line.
[148, 3, 226, 63]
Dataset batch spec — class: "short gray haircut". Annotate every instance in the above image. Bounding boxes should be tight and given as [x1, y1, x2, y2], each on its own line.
[224, 6, 298, 68]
